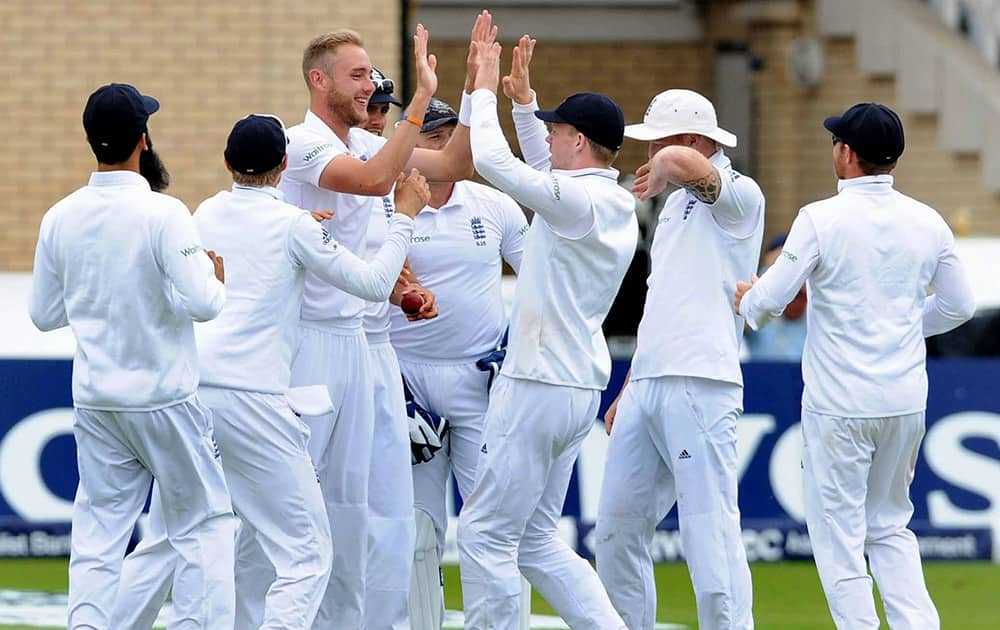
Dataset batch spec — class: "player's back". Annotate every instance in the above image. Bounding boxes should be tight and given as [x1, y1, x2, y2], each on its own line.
[503, 171, 638, 390]
[36, 171, 221, 410]
[194, 186, 312, 394]
[801, 176, 953, 416]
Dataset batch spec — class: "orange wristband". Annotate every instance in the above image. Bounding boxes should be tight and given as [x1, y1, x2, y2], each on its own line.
[404, 115, 424, 129]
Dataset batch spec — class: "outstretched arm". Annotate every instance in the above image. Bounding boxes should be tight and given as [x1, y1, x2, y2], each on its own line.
[317, 24, 438, 196]
[468, 40, 593, 236]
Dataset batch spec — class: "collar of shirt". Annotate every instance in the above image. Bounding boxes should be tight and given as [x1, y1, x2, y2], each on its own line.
[422, 181, 468, 215]
[88, 170, 151, 190]
[837, 174, 894, 193]
[231, 183, 285, 201]
[551, 166, 621, 182]
[709, 149, 731, 170]
[304, 109, 349, 152]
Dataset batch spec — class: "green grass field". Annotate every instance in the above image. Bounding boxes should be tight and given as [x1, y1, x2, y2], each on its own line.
[1, 558, 998, 629]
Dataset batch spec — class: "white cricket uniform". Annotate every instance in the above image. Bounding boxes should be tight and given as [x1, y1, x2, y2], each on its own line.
[389, 180, 527, 629]
[390, 180, 528, 551]
[279, 112, 390, 628]
[739, 175, 975, 630]
[361, 188, 416, 630]
[596, 149, 764, 630]
[29, 170, 235, 630]
[457, 90, 636, 630]
[111, 184, 414, 629]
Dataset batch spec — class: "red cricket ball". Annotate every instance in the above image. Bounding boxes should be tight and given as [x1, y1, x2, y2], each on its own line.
[400, 291, 424, 315]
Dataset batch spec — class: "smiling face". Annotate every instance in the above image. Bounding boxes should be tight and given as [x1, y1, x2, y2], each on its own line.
[365, 102, 391, 136]
[317, 44, 375, 128]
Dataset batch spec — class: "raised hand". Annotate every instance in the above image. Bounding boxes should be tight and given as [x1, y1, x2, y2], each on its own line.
[472, 40, 503, 94]
[394, 169, 431, 218]
[413, 24, 438, 99]
[502, 35, 536, 105]
[466, 10, 498, 92]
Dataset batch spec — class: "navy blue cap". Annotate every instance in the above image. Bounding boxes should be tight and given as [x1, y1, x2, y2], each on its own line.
[403, 98, 459, 133]
[369, 67, 403, 107]
[534, 92, 625, 152]
[824, 103, 904, 165]
[83, 83, 160, 163]
[224, 114, 288, 175]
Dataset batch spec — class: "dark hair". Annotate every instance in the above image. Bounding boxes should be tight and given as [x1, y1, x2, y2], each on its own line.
[90, 133, 142, 165]
[857, 156, 896, 175]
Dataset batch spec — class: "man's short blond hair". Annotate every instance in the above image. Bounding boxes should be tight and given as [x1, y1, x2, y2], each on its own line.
[232, 164, 283, 188]
[302, 30, 364, 87]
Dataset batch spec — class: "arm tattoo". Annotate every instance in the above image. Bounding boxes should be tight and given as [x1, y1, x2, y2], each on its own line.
[682, 168, 721, 204]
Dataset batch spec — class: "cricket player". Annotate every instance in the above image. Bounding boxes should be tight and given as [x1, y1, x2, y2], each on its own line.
[277, 18, 480, 626]
[736, 103, 975, 630]
[384, 97, 529, 629]
[595, 88, 764, 630]
[29, 83, 234, 629]
[358, 72, 439, 629]
[109, 114, 431, 629]
[457, 36, 636, 629]
[366, 66, 403, 136]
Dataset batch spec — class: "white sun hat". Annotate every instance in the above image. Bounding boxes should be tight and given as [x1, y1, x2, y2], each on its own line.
[624, 89, 737, 147]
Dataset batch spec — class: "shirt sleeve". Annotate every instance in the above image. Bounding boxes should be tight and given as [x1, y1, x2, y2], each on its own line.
[156, 204, 226, 323]
[497, 192, 529, 274]
[739, 211, 819, 331]
[923, 229, 976, 336]
[29, 213, 69, 331]
[470, 89, 594, 239]
[284, 128, 343, 188]
[288, 212, 412, 302]
[708, 168, 765, 238]
[511, 92, 551, 172]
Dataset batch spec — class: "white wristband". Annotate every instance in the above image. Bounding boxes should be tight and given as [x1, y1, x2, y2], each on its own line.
[459, 91, 473, 126]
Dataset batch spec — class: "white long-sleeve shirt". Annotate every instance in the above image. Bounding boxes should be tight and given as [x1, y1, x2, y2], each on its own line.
[30, 170, 225, 410]
[194, 184, 412, 393]
[469, 89, 638, 389]
[739, 175, 976, 416]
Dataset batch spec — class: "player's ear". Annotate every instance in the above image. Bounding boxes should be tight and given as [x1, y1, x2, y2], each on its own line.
[279, 154, 289, 173]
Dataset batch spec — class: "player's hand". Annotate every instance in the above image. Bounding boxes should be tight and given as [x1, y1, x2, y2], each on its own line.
[403, 285, 437, 321]
[604, 397, 619, 434]
[632, 160, 670, 201]
[472, 41, 503, 94]
[502, 35, 535, 105]
[393, 169, 431, 218]
[310, 210, 334, 223]
[465, 10, 498, 92]
[205, 249, 224, 283]
[734, 274, 759, 314]
[413, 24, 438, 99]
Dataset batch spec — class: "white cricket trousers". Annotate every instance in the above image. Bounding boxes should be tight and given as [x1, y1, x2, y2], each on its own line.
[364, 334, 416, 630]
[69, 398, 235, 630]
[457, 375, 626, 630]
[398, 357, 491, 555]
[111, 388, 333, 630]
[801, 411, 939, 630]
[595, 375, 753, 630]
[288, 320, 374, 629]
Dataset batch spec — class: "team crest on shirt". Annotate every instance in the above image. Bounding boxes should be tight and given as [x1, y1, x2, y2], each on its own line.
[470, 217, 487, 247]
[382, 197, 393, 221]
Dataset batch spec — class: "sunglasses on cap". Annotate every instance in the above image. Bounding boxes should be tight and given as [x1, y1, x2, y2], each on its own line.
[373, 77, 394, 94]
